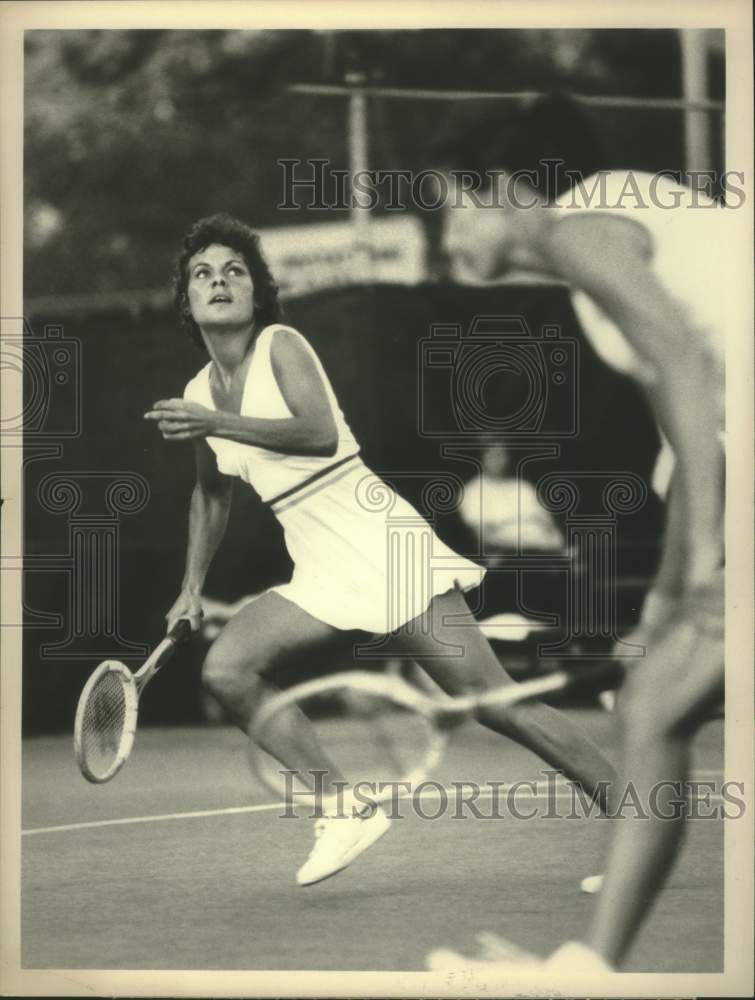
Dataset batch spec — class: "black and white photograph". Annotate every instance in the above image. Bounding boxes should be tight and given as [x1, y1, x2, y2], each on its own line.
[1, 1, 752, 996]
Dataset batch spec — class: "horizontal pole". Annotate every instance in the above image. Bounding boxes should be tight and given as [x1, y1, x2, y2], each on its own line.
[288, 82, 724, 114]
[24, 273, 566, 319]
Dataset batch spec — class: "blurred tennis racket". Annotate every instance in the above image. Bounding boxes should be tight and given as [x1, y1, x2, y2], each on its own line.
[248, 660, 624, 806]
[73, 619, 192, 783]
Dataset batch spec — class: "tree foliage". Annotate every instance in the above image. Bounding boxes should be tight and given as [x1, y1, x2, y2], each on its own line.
[24, 29, 692, 298]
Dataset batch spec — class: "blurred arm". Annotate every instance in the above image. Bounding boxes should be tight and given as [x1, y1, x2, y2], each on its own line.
[547, 215, 723, 589]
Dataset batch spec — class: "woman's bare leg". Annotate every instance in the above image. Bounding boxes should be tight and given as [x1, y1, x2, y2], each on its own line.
[587, 611, 724, 966]
[392, 588, 621, 814]
[202, 591, 349, 797]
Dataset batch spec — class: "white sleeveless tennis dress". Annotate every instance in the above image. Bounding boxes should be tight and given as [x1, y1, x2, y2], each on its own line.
[554, 171, 727, 496]
[184, 324, 484, 634]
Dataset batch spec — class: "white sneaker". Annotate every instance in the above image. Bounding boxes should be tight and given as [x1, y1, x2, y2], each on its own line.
[427, 937, 615, 977]
[296, 806, 391, 886]
[545, 940, 614, 973]
[598, 689, 616, 712]
[427, 933, 538, 971]
[580, 873, 604, 894]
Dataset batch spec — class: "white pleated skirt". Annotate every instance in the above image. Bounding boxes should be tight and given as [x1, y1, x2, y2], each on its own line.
[269, 457, 485, 634]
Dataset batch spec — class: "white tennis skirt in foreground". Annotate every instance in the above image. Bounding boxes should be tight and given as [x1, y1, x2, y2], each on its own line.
[268, 455, 485, 634]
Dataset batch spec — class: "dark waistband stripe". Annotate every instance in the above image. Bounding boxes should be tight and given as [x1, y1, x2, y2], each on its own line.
[266, 451, 361, 510]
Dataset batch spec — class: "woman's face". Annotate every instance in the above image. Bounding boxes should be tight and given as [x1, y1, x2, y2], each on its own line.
[185, 243, 255, 331]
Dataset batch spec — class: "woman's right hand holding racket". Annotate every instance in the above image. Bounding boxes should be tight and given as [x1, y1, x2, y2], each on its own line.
[166, 590, 204, 633]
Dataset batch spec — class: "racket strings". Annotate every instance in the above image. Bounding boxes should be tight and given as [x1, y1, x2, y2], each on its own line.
[80, 671, 129, 777]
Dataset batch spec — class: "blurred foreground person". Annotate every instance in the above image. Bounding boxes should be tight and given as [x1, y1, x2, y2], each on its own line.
[428, 94, 726, 973]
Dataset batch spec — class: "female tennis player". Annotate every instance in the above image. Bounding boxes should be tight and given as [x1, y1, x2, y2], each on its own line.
[145, 213, 620, 887]
[427, 96, 726, 972]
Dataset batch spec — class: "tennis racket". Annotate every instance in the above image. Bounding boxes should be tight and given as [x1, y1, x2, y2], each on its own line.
[248, 660, 624, 806]
[73, 619, 192, 783]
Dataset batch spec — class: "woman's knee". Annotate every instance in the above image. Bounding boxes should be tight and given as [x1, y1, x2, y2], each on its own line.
[201, 639, 269, 705]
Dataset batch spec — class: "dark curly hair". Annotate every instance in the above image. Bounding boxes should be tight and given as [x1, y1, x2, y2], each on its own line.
[172, 213, 282, 350]
[433, 92, 603, 200]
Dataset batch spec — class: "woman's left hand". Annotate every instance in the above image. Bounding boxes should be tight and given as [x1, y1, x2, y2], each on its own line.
[144, 399, 218, 440]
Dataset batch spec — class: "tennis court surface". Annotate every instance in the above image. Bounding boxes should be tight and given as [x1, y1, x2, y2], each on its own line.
[22, 709, 723, 972]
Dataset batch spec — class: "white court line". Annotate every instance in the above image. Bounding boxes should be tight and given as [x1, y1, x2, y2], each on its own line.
[22, 801, 283, 836]
[22, 769, 725, 837]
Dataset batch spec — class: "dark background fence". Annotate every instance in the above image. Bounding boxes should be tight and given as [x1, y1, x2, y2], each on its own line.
[22, 282, 662, 732]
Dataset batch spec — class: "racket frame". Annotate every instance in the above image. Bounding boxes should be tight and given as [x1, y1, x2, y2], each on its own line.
[73, 618, 192, 783]
[249, 660, 625, 802]
[73, 659, 138, 783]
[249, 670, 455, 805]
[133, 618, 192, 694]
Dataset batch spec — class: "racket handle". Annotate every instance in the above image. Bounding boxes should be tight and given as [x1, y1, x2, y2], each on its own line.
[167, 618, 192, 643]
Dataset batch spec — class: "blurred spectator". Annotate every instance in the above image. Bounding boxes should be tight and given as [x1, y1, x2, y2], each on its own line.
[460, 445, 565, 552]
